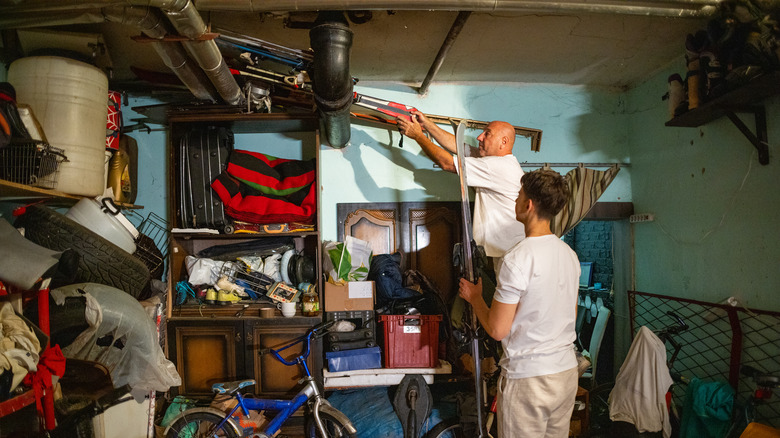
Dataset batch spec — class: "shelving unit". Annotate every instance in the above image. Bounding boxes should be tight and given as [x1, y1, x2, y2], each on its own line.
[164, 110, 323, 424]
[665, 71, 780, 165]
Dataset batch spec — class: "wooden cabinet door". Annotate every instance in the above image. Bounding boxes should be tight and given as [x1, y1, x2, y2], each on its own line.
[408, 206, 460, 304]
[168, 320, 244, 397]
[246, 320, 321, 396]
[341, 208, 398, 255]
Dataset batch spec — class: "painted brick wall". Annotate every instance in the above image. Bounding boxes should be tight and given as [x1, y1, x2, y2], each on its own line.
[564, 220, 613, 289]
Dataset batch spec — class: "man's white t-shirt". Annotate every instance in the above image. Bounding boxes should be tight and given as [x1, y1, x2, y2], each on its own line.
[454, 153, 525, 257]
[493, 235, 580, 379]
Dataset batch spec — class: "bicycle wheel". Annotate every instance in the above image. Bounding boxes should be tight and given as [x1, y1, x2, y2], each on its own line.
[424, 418, 465, 438]
[305, 411, 358, 438]
[166, 411, 238, 438]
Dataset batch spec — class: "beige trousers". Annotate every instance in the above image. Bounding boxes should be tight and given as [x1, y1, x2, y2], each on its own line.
[497, 367, 578, 438]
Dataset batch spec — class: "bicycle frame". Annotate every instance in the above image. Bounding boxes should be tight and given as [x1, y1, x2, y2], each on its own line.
[192, 321, 350, 438]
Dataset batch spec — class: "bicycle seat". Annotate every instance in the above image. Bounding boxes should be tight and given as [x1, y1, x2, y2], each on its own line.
[212, 379, 256, 394]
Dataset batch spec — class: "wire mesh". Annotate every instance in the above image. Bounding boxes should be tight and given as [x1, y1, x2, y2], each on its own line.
[137, 212, 169, 277]
[0, 141, 66, 189]
[629, 291, 780, 428]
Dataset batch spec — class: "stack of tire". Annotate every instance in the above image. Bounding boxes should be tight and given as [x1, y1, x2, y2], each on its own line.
[15, 205, 151, 299]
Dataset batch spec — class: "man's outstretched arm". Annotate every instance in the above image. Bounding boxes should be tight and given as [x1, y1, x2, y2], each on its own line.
[397, 114, 457, 173]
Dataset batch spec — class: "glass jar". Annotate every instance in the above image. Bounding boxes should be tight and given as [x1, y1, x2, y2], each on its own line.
[300, 283, 320, 317]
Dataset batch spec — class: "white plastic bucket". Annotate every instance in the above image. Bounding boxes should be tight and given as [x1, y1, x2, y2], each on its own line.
[66, 197, 138, 254]
[8, 56, 109, 197]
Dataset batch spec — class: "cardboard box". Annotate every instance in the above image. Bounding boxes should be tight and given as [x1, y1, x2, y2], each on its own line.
[324, 281, 375, 312]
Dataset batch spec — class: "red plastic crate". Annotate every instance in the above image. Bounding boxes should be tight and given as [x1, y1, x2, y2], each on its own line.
[377, 314, 442, 368]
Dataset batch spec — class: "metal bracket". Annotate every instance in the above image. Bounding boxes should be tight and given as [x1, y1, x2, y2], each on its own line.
[724, 105, 769, 165]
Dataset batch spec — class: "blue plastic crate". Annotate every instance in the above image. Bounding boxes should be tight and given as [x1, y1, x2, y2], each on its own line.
[326, 346, 382, 372]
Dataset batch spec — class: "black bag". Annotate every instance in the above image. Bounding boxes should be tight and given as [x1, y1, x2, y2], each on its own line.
[368, 252, 419, 310]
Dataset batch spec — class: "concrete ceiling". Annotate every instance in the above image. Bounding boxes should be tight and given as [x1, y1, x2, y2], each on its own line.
[1, 4, 714, 96]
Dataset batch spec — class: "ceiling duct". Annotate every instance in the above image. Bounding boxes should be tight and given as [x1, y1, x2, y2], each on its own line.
[0, 0, 243, 106]
[194, 0, 724, 18]
[103, 6, 219, 102]
[309, 11, 354, 148]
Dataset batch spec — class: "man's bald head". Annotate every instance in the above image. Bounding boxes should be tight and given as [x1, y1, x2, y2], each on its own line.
[477, 121, 516, 157]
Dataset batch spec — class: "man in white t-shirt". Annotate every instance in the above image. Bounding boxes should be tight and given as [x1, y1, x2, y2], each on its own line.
[396, 112, 525, 274]
[459, 169, 581, 438]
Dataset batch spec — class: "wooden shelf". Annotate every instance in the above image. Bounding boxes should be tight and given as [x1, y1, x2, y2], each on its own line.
[167, 111, 319, 133]
[665, 71, 780, 165]
[665, 71, 780, 127]
[0, 179, 142, 209]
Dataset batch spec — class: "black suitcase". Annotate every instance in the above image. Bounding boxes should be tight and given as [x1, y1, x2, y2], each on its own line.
[179, 126, 234, 233]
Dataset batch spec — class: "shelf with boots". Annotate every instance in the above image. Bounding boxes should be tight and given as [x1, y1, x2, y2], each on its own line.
[665, 71, 780, 165]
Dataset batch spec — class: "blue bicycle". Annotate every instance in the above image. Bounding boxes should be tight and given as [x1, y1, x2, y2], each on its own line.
[164, 320, 357, 438]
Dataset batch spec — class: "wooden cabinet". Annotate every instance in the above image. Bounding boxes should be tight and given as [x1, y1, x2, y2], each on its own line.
[167, 317, 322, 398]
[165, 112, 324, 401]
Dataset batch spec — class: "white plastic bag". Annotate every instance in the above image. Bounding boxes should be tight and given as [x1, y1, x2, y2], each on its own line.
[185, 256, 226, 286]
[323, 236, 373, 284]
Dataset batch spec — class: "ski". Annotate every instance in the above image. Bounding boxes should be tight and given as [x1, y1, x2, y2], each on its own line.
[453, 122, 486, 438]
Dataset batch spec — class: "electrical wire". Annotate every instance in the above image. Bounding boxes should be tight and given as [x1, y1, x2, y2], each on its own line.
[654, 149, 756, 245]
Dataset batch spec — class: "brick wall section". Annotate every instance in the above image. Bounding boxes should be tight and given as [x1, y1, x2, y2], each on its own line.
[563, 221, 613, 289]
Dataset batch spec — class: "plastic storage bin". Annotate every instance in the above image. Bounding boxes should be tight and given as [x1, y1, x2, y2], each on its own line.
[377, 314, 442, 368]
[326, 346, 382, 372]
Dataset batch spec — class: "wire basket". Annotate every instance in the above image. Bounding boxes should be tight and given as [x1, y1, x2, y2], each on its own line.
[0, 141, 66, 189]
[133, 212, 169, 280]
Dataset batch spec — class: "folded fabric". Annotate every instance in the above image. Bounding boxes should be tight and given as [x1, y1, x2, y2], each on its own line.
[212, 174, 316, 224]
[211, 151, 316, 224]
[226, 150, 315, 195]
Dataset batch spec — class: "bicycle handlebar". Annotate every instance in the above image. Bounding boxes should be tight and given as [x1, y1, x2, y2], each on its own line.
[258, 319, 336, 366]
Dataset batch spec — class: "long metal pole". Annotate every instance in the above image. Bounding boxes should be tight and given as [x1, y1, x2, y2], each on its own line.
[418, 11, 471, 96]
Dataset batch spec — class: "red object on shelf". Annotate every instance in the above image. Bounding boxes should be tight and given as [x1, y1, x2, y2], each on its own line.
[377, 314, 442, 368]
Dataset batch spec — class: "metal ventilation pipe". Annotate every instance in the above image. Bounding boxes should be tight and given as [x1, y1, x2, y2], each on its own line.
[194, 0, 724, 18]
[0, 2, 239, 105]
[309, 11, 354, 148]
[103, 5, 219, 102]
[156, 0, 243, 105]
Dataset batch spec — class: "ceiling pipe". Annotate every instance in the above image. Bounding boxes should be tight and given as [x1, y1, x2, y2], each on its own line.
[0, 0, 244, 106]
[193, 0, 724, 18]
[154, 0, 243, 105]
[103, 6, 220, 102]
[309, 11, 354, 148]
[418, 11, 471, 96]
[0, 6, 220, 103]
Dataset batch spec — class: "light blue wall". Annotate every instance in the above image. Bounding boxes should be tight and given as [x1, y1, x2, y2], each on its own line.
[319, 82, 632, 240]
[123, 100, 168, 229]
[626, 58, 780, 312]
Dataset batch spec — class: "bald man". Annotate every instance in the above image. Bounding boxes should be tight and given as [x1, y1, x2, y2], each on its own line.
[397, 112, 525, 273]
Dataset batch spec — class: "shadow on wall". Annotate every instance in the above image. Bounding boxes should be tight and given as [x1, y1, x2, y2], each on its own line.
[344, 125, 463, 203]
[573, 86, 630, 160]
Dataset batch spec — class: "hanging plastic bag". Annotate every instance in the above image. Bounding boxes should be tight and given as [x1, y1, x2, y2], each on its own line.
[323, 236, 373, 284]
